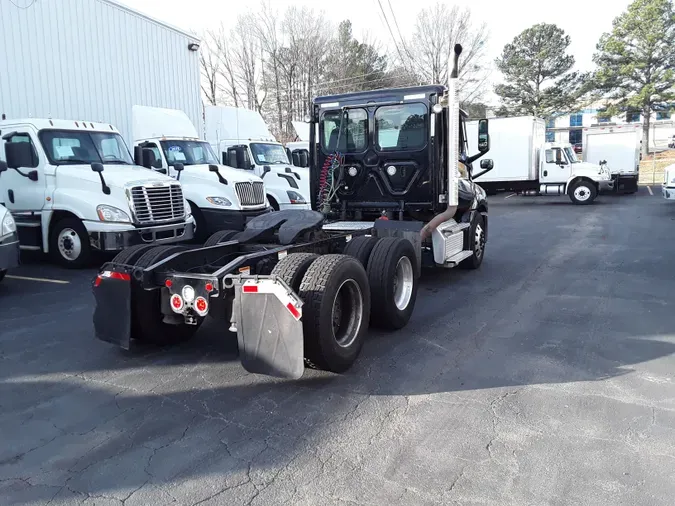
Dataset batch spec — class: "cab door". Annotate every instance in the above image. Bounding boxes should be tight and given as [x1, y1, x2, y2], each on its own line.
[0, 128, 47, 212]
[540, 147, 572, 184]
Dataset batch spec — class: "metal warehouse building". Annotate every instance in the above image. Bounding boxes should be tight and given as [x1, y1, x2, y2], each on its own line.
[0, 0, 202, 145]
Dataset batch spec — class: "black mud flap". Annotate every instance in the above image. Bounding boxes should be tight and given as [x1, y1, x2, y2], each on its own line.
[231, 275, 304, 379]
[93, 273, 132, 350]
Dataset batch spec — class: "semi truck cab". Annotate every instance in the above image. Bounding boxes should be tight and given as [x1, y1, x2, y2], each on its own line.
[132, 106, 271, 241]
[0, 118, 194, 267]
[203, 105, 311, 211]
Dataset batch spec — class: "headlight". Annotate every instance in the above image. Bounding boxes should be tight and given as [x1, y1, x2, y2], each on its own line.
[185, 200, 192, 217]
[286, 190, 306, 204]
[1, 212, 16, 235]
[96, 205, 131, 223]
[206, 196, 233, 207]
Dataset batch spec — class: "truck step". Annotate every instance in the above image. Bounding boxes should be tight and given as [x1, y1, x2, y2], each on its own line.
[19, 245, 41, 251]
[444, 250, 473, 267]
[15, 221, 41, 228]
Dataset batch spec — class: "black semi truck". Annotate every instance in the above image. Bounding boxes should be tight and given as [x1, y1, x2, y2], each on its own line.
[92, 45, 494, 378]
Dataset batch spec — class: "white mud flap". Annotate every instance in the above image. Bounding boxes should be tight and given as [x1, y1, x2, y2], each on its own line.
[230, 276, 305, 379]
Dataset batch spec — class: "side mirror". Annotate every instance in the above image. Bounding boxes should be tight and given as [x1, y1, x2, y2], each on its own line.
[208, 164, 228, 185]
[91, 162, 104, 173]
[141, 148, 157, 169]
[480, 159, 494, 170]
[262, 165, 271, 178]
[5, 141, 35, 169]
[0, 160, 7, 174]
[478, 118, 489, 153]
[174, 162, 184, 180]
[91, 163, 110, 194]
[298, 150, 308, 168]
[222, 151, 227, 165]
[133, 145, 142, 165]
[234, 146, 252, 170]
[556, 150, 564, 164]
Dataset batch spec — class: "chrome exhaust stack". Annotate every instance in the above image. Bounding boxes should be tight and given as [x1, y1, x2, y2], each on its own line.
[421, 44, 462, 240]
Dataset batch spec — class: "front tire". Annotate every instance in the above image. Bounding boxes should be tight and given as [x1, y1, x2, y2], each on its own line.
[366, 237, 418, 330]
[49, 217, 92, 268]
[299, 255, 370, 373]
[569, 181, 597, 205]
[461, 214, 487, 270]
[0, 270, 5, 283]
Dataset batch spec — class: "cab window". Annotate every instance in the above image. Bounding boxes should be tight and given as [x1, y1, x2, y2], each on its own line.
[321, 109, 367, 152]
[375, 103, 427, 151]
[545, 148, 565, 164]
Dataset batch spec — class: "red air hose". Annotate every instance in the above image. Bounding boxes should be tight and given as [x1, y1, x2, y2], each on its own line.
[318, 153, 334, 205]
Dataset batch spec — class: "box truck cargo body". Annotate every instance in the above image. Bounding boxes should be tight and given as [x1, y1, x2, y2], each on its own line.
[582, 125, 640, 194]
[467, 116, 612, 204]
[0, 0, 202, 144]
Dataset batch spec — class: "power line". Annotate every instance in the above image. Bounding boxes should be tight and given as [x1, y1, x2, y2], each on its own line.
[375, 0, 409, 74]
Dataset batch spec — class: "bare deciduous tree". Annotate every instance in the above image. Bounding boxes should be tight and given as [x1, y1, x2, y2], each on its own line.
[407, 3, 490, 103]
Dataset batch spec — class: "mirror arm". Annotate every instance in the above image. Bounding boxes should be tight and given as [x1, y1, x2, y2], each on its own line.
[465, 152, 484, 165]
[472, 167, 493, 180]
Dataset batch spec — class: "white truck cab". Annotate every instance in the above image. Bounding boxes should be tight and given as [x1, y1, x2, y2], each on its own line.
[662, 163, 675, 200]
[0, 118, 195, 267]
[204, 106, 310, 210]
[132, 106, 271, 241]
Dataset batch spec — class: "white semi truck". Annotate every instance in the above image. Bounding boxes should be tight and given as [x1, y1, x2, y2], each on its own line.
[131, 106, 271, 241]
[582, 125, 640, 194]
[0, 118, 194, 267]
[467, 116, 612, 204]
[204, 106, 310, 209]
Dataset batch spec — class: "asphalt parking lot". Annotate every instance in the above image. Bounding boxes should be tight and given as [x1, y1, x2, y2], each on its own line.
[2, 187, 675, 506]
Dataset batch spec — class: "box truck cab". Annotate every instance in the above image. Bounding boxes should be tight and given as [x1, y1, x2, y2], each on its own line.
[204, 106, 310, 210]
[0, 202, 20, 282]
[0, 118, 194, 267]
[132, 106, 271, 241]
[467, 116, 611, 204]
[662, 163, 675, 200]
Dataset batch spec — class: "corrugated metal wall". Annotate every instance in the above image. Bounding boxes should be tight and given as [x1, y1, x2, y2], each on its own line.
[0, 0, 202, 146]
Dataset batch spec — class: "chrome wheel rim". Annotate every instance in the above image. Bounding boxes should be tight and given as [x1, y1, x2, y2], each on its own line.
[474, 223, 485, 259]
[58, 228, 81, 260]
[393, 256, 414, 310]
[332, 279, 364, 348]
[574, 186, 591, 201]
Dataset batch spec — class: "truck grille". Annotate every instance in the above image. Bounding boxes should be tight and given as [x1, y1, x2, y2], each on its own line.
[129, 183, 185, 224]
[235, 182, 265, 207]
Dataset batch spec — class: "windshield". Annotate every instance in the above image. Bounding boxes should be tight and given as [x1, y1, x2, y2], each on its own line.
[564, 146, 580, 163]
[39, 130, 133, 165]
[249, 143, 290, 165]
[159, 140, 219, 166]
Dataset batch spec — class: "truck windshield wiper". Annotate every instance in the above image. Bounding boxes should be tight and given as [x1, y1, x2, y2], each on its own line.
[60, 159, 96, 164]
[104, 160, 131, 165]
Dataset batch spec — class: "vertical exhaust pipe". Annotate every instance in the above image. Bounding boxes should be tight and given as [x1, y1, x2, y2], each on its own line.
[421, 44, 462, 240]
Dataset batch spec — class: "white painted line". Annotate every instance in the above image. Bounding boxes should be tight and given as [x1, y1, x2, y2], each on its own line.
[5, 275, 70, 284]
[505, 193, 517, 199]
[647, 186, 654, 195]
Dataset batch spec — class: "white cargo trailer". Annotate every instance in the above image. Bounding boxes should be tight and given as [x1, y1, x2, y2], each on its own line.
[0, 0, 202, 143]
[467, 116, 612, 204]
[582, 125, 640, 194]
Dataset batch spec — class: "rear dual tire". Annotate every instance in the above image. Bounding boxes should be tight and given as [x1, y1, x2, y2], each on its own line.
[129, 245, 202, 346]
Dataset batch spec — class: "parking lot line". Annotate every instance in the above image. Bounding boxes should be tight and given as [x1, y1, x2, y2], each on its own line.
[505, 193, 517, 199]
[647, 186, 654, 195]
[5, 275, 70, 284]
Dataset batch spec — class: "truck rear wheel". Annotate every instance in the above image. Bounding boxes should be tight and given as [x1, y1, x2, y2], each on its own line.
[131, 245, 201, 345]
[271, 253, 318, 291]
[367, 237, 418, 330]
[204, 229, 239, 247]
[49, 217, 92, 268]
[111, 244, 156, 266]
[342, 236, 379, 268]
[299, 255, 370, 373]
[569, 181, 597, 205]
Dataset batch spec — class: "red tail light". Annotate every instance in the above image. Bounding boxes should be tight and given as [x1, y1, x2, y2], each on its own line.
[205, 282, 214, 292]
[165, 279, 173, 288]
[243, 285, 258, 293]
[194, 296, 208, 316]
[170, 294, 184, 312]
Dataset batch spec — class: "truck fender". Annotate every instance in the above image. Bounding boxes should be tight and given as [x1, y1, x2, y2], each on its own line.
[565, 175, 598, 194]
[41, 206, 87, 253]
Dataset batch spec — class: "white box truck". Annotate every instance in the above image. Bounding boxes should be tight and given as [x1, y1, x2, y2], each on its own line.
[582, 125, 640, 194]
[0, 118, 194, 267]
[131, 106, 271, 241]
[467, 116, 612, 204]
[204, 106, 310, 210]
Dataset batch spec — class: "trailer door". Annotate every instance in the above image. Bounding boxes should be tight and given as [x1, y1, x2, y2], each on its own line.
[585, 131, 638, 174]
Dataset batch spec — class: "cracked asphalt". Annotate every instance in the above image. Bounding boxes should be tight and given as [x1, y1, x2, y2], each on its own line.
[2, 188, 675, 505]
